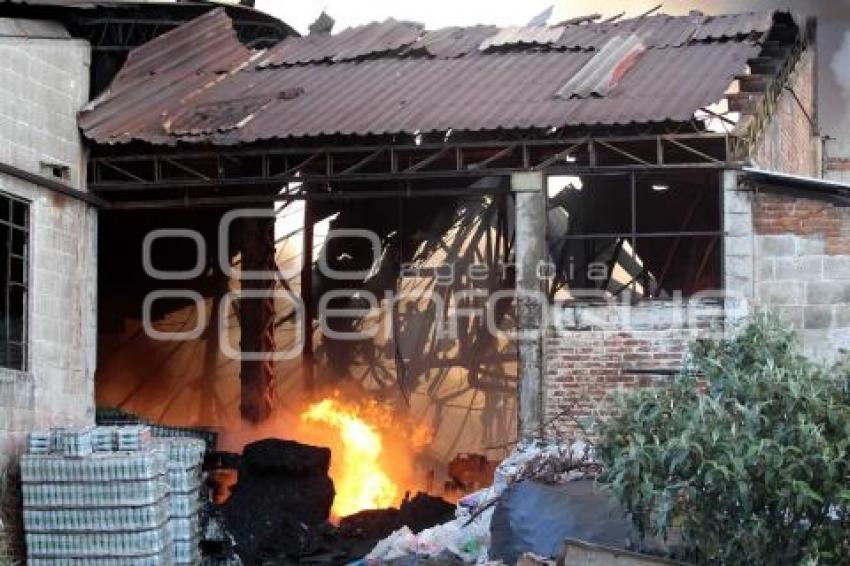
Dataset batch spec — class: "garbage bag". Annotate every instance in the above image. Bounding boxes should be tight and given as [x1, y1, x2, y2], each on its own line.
[489, 479, 630, 564]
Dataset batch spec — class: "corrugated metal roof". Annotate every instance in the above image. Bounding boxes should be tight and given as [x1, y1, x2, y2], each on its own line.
[408, 25, 498, 58]
[478, 25, 565, 50]
[258, 19, 423, 67]
[693, 11, 775, 40]
[80, 8, 779, 145]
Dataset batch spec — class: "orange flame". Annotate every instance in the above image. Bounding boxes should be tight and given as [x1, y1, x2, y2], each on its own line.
[301, 398, 399, 517]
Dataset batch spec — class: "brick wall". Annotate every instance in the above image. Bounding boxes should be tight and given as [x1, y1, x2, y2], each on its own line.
[0, 21, 96, 472]
[753, 191, 850, 360]
[544, 302, 723, 438]
[752, 49, 819, 177]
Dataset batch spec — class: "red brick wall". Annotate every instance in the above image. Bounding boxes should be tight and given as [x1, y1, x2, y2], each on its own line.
[751, 49, 818, 177]
[544, 304, 723, 439]
[754, 192, 850, 255]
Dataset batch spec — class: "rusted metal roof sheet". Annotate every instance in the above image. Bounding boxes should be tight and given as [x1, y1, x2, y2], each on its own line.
[479, 25, 565, 50]
[258, 19, 423, 67]
[80, 8, 775, 145]
[555, 11, 772, 50]
[693, 11, 774, 41]
[81, 8, 255, 142]
[408, 25, 498, 58]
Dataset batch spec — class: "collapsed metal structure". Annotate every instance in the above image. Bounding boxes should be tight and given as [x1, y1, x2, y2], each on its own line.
[80, 7, 806, 435]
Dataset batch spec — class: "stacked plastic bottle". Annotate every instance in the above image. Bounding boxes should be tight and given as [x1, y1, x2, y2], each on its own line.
[21, 425, 203, 566]
[159, 438, 205, 566]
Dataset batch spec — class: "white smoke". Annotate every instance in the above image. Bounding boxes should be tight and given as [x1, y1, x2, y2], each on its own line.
[832, 30, 850, 96]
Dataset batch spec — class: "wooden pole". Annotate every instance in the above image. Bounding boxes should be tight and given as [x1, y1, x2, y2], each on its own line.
[239, 213, 276, 422]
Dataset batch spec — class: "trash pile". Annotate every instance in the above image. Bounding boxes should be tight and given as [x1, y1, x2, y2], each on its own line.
[364, 439, 600, 564]
[21, 425, 204, 566]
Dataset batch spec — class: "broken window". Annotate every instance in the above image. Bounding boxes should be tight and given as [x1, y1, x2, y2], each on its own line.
[548, 170, 722, 300]
[0, 193, 29, 370]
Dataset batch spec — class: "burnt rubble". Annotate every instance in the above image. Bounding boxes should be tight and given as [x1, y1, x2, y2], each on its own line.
[221, 439, 335, 564]
[218, 439, 454, 565]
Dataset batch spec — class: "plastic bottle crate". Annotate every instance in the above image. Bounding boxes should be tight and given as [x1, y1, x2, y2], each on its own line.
[49, 428, 66, 453]
[156, 438, 206, 467]
[92, 427, 117, 452]
[167, 466, 202, 493]
[117, 425, 153, 451]
[173, 536, 201, 565]
[170, 516, 201, 542]
[26, 522, 172, 557]
[61, 427, 95, 458]
[21, 451, 168, 483]
[28, 546, 174, 566]
[23, 478, 169, 508]
[27, 431, 51, 454]
[24, 496, 170, 533]
[170, 489, 201, 517]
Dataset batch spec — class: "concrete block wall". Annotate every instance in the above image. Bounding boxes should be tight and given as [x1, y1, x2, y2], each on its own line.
[753, 192, 850, 361]
[544, 302, 724, 438]
[0, 20, 96, 472]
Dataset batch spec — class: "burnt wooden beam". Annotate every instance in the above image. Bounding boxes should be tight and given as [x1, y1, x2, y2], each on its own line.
[301, 198, 316, 394]
[735, 74, 770, 93]
[727, 92, 762, 113]
[747, 57, 780, 75]
[239, 212, 276, 423]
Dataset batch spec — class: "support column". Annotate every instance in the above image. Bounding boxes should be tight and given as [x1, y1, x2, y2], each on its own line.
[512, 171, 546, 440]
[301, 199, 315, 393]
[239, 213, 276, 422]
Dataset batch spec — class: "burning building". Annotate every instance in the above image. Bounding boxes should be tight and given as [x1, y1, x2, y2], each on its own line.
[81, 2, 850, 483]
[2, 1, 850, 562]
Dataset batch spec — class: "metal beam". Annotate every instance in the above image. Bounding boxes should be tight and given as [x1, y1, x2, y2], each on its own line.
[0, 161, 108, 208]
[89, 133, 735, 195]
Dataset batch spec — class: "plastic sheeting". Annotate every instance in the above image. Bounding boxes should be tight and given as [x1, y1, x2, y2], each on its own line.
[489, 479, 631, 564]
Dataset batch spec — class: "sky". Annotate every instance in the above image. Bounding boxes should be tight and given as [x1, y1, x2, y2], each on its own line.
[255, 0, 557, 33]
[255, 0, 850, 35]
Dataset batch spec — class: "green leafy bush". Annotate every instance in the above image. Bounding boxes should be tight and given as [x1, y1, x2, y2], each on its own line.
[596, 317, 850, 564]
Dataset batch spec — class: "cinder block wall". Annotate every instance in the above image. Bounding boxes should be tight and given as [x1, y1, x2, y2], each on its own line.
[543, 303, 724, 438]
[0, 20, 96, 471]
[752, 194, 850, 360]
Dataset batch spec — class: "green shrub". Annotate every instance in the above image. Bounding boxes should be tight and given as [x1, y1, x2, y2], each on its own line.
[596, 317, 850, 564]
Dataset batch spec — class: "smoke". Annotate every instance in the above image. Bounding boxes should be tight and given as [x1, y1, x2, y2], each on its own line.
[832, 31, 850, 96]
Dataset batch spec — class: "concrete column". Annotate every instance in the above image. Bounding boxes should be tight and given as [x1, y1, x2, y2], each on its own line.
[722, 169, 754, 334]
[512, 171, 547, 440]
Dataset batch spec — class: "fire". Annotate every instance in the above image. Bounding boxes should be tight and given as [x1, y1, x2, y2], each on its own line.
[302, 398, 399, 517]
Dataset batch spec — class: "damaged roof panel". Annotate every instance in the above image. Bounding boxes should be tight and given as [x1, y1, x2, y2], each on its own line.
[258, 19, 423, 67]
[409, 25, 499, 58]
[79, 8, 777, 145]
[556, 34, 647, 99]
[478, 25, 564, 50]
[692, 11, 774, 41]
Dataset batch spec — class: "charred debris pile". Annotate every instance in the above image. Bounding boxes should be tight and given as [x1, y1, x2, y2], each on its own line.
[215, 438, 454, 565]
